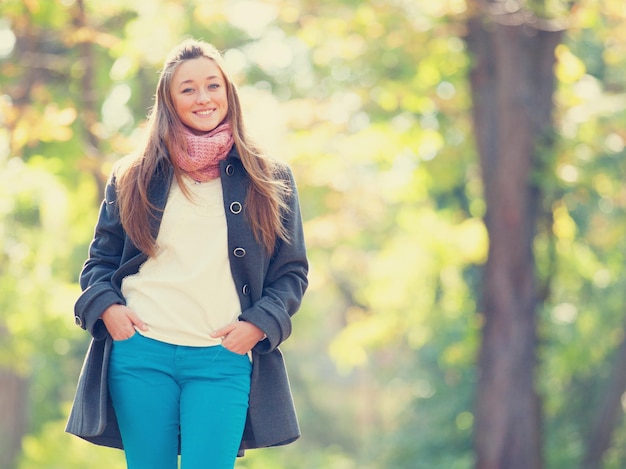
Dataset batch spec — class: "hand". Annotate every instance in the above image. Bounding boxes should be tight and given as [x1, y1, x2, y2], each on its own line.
[211, 321, 265, 355]
[101, 304, 148, 341]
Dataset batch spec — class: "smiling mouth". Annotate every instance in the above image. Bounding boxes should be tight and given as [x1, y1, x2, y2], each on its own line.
[195, 109, 214, 116]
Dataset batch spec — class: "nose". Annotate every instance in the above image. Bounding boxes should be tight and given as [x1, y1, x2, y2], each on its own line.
[197, 89, 211, 103]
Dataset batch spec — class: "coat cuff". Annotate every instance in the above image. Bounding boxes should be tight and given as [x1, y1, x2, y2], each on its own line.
[75, 286, 125, 340]
[239, 309, 287, 354]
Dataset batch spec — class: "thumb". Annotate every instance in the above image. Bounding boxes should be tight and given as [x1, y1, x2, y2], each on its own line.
[128, 310, 148, 331]
[211, 323, 236, 338]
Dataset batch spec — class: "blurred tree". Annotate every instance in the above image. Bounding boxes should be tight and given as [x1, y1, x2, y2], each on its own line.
[2, 0, 626, 468]
[464, 1, 567, 468]
[1, 4, 63, 467]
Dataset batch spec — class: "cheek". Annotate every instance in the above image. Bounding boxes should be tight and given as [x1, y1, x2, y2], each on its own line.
[172, 93, 192, 111]
[176, 101, 196, 122]
[171, 97, 182, 114]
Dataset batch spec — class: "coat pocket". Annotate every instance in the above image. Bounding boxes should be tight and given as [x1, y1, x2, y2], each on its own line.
[65, 336, 113, 438]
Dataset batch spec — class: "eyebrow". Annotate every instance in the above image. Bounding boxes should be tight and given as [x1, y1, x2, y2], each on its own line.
[176, 75, 222, 88]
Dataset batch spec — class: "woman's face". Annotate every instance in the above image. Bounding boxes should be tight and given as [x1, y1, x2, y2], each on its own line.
[170, 57, 228, 135]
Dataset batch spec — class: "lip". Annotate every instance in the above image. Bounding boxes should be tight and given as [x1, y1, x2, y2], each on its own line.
[194, 109, 215, 116]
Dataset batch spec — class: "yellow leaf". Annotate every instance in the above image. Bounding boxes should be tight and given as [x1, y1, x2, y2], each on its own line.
[555, 45, 586, 84]
[553, 202, 577, 241]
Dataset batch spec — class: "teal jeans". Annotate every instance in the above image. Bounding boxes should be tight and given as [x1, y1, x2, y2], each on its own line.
[108, 333, 252, 469]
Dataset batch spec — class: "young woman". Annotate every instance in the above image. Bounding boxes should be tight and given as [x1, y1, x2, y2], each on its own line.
[66, 39, 308, 469]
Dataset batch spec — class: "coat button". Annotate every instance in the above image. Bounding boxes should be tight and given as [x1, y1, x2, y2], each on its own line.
[230, 201, 242, 214]
[233, 247, 246, 258]
[242, 284, 250, 295]
[74, 315, 83, 327]
[225, 164, 235, 176]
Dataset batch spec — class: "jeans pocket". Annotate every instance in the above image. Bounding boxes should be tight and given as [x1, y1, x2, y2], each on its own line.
[113, 331, 139, 343]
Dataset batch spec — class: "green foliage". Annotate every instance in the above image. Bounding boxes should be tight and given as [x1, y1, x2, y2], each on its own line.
[2, 0, 626, 468]
[18, 418, 125, 469]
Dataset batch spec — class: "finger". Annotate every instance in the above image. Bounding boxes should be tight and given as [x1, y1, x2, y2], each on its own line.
[128, 311, 148, 331]
[211, 323, 236, 338]
[223, 344, 246, 355]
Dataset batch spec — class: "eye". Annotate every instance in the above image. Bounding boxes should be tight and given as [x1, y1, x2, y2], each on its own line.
[182, 87, 194, 93]
[208, 83, 220, 90]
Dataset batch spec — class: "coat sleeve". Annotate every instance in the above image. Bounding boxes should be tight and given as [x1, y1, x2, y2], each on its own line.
[239, 166, 309, 353]
[74, 176, 127, 340]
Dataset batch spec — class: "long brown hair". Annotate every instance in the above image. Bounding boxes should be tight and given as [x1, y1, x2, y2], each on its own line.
[115, 39, 291, 257]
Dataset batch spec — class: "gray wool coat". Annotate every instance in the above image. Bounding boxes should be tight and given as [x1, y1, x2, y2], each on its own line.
[65, 147, 308, 455]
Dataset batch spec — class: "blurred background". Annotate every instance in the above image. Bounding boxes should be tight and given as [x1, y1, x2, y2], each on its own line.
[1, 0, 626, 468]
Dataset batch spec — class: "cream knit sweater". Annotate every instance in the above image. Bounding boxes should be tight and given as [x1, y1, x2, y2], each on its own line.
[122, 176, 240, 346]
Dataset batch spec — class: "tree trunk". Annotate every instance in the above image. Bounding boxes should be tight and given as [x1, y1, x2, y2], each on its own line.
[582, 324, 626, 469]
[0, 367, 28, 468]
[465, 2, 563, 468]
[74, 0, 107, 197]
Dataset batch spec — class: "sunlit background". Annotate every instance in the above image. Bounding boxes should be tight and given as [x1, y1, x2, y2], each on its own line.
[2, 0, 626, 468]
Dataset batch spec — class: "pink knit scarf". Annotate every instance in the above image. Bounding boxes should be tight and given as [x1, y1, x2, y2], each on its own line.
[172, 123, 234, 182]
